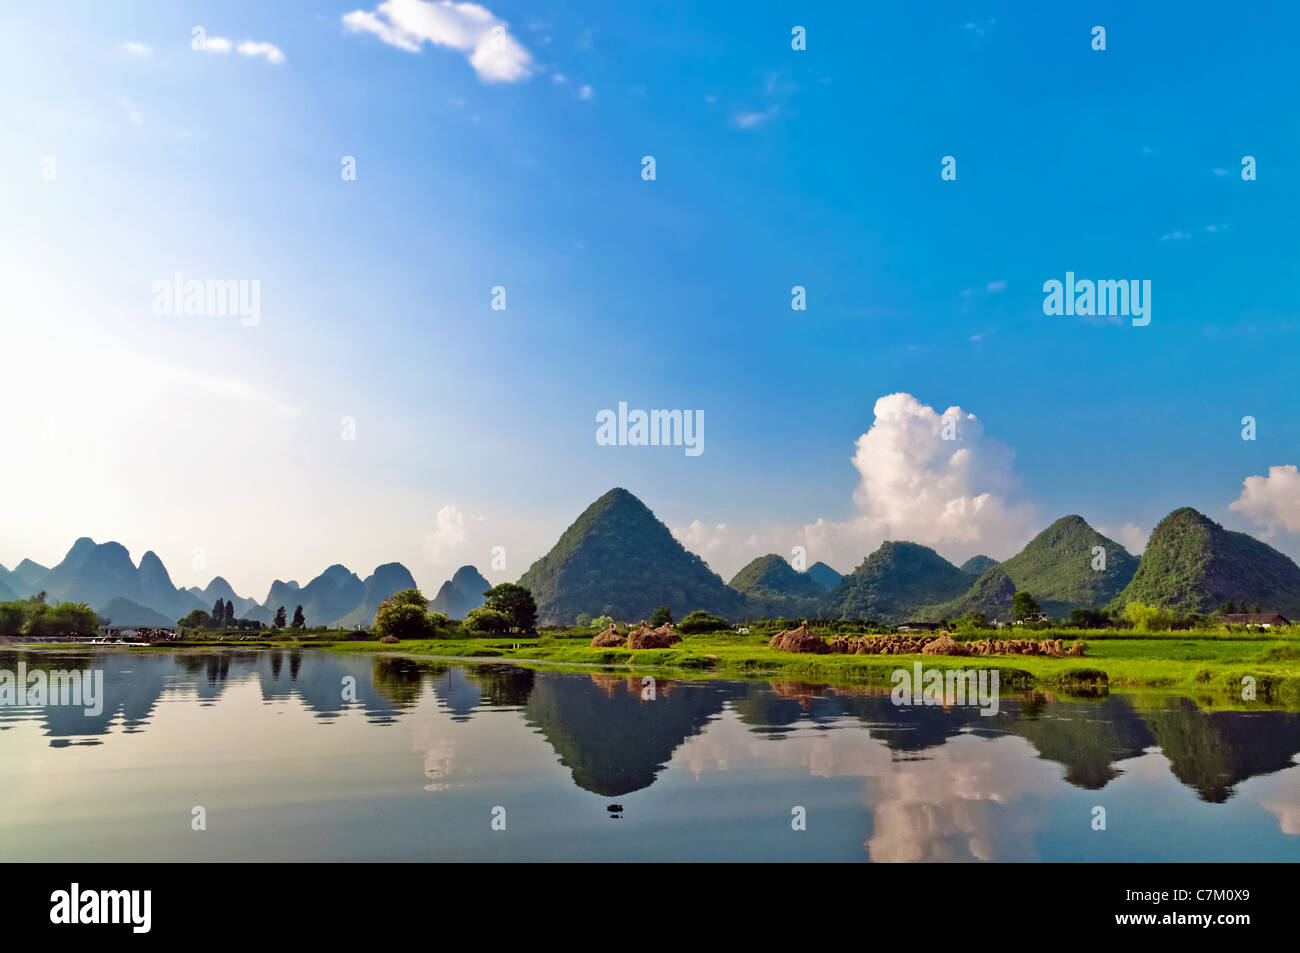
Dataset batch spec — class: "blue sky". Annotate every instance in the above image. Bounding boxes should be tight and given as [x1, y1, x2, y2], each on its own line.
[2, 0, 1298, 597]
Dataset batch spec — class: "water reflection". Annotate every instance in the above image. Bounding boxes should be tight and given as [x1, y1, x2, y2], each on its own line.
[1, 648, 1298, 861]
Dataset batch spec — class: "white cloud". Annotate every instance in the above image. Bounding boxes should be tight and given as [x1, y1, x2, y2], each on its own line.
[1100, 522, 1148, 554]
[985, 279, 1007, 293]
[672, 520, 731, 562]
[203, 36, 233, 53]
[732, 106, 778, 129]
[800, 393, 1039, 569]
[673, 393, 1040, 578]
[122, 42, 153, 57]
[422, 504, 482, 560]
[238, 41, 286, 64]
[343, 0, 534, 83]
[1230, 465, 1300, 535]
[577, 84, 594, 100]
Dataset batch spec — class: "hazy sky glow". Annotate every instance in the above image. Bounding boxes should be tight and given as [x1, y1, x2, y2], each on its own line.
[2, 1, 1298, 599]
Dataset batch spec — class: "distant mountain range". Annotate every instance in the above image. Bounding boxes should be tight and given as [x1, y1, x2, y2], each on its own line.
[0, 539, 430, 629]
[510, 489, 1300, 624]
[8, 488, 1300, 628]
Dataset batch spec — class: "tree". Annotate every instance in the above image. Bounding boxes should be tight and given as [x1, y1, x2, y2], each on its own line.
[374, 588, 438, 641]
[482, 583, 538, 635]
[1124, 600, 1174, 632]
[575, 613, 592, 629]
[25, 602, 97, 638]
[179, 608, 212, 630]
[291, 605, 306, 629]
[274, 606, 287, 630]
[677, 610, 731, 634]
[649, 606, 673, 627]
[589, 614, 614, 632]
[0, 602, 26, 638]
[464, 606, 511, 636]
[1069, 608, 1111, 629]
[212, 598, 225, 626]
[1012, 590, 1042, 622]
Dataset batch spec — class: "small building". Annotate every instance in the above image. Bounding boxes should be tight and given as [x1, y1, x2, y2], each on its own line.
[1221, 613, 1289, 628]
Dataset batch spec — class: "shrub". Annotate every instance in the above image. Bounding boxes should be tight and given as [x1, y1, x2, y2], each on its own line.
[677, 610, 731, 634]
[464, 607, 511, 636]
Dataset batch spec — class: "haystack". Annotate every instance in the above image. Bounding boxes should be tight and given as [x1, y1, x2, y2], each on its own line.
[591, 623, 627, 648]
[379, 634, 400, 644]
[627, 621, 681, 650]
[769, 621, 831, 654]
[920, 632, 968, 656]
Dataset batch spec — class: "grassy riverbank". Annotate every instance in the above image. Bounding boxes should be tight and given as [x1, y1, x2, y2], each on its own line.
[315, 628, 1300, 703]
[21, 626, 1300, 704]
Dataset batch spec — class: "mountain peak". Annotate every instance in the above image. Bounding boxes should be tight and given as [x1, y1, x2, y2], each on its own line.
[823, 540, 968, 623]
[997, 515, 1138, 613]
[1114, 506, 1300, 614]
[430, 565, 491, 620]
[517, 489, 743, 624]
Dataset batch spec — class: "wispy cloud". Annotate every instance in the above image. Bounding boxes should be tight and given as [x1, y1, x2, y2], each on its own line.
[343, 0, 533, 83]
[122, 41, 152, 57]
[732, 106, 778, 129]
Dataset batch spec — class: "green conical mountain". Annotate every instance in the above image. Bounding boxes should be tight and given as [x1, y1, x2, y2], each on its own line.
[821, 541, 970, 623]
[517, 488, 746, 625]
[914, 566, 1017, 622]
[806, 561, 842, 590]
[1111, 507, 1300, 615]
[997, 516, 1138, 615]
[960, 555, 999, 575]
[728, 555, 826, 599]
[729, 554, 826, 619]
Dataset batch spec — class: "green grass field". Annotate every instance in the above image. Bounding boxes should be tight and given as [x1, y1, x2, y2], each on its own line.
[25, 624, 1300, 707]
[309, 627, 1300, 705]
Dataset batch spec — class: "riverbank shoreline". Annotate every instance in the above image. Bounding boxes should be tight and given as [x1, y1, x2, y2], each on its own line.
[12, 629, 1300, 707]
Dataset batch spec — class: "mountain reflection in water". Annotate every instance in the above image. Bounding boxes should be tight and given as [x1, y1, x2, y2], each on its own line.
[1, 649, 1298, 862]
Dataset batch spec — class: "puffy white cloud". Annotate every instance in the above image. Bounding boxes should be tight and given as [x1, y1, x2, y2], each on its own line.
[343, 0, 533, 82]
[237, 41, 286, 64]
[803, 393, 1039, 569]
[1229, 465, 1300, 535]
[202, 36, 233, 53]
[1099, 522, 1149, 554]
[673, 393, 1040, 578]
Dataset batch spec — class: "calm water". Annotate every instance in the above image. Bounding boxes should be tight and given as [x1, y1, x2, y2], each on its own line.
[2, 648, 1299, 862]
